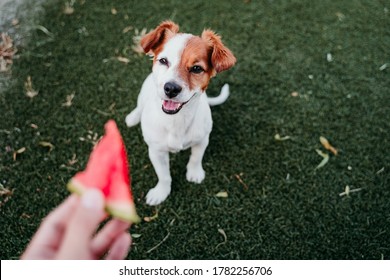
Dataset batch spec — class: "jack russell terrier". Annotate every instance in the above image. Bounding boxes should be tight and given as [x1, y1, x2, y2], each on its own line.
[125, 21, 236, 205]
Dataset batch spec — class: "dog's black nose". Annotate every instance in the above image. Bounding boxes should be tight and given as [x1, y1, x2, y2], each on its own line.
[164, 82, 182, 98]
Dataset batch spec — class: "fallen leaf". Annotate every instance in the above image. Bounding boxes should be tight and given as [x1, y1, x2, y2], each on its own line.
[218, 229, 227, 241]
[63, 1, 75, 15]
[111, 8, 117, 15]
[144, 212, 158, 222]
[0, 33, 17, 72]
[327, 53, 333, 62]
[122, 26, 134, 34]
[379, 63, 387, 71]
[291, 91, 299, 97]
[24, 76, 38, 98]
[315, 149, 329, 169]
[35, 25, 54, 38]
[68, 154, 78, 166]
[0, 185, 13, 207]
[13, 147, 26, 161]
[131, 234, 142, 239]
[234, 173, 249, 190]
[12, 19, 20, 26]
[62, 92, 75, 107]
[339, 185, 363, 197]
[215, 191, 228, 198]
[21, 213, 32, 219]
[0, 186, 13, 196]
[39, 141, 54, 152]
[320, 136, 338, 155]
[335, 12, 345, 21]
[274, 133, 291, 141]
[132, 28, 149, 55]
[116, 56, 130, 64]
[216, 228, 228, 249]
[376, 167, 385, 174]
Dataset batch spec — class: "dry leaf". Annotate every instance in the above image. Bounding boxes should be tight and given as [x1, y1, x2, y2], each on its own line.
[315, 149, 329, 169]
[63, 0, 75, 15]
[39, 141, 54, 152]
[215, 191, 228, 198]
[320, 136, 338, 155]
[144, 212, 158, 222]
[64, 4, 74, 15]
[132, 28, 149, 55]
[62, 92, 75, 107]
[216, 228, 228, 249]
[379, 63, 387, 71]
[291, 91, 299, 97]
[116, 56, 130, 64]
[336, 12, 345, 21]
[25, 76, 38, 98]
[122, 26, 134, 34]
[327, 53, 333, 62]
[12, 19, 20, 26]
[13, 147, 26, 161]
[274, 133, 291, 141]
[234, 173, 249, 190]
[68, 154, 78, 166]
[111, 8, 117, 15]
[0, 186, 14, 207]
[218, 229, 227, 241]
[339, 185, 362, 197]
[21, 213, 32, 219]
[0, 186, 13, 196]
[0, 33, 17, 72]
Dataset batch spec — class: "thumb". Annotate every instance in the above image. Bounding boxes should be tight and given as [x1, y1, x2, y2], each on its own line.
[56, 189, 106, 259]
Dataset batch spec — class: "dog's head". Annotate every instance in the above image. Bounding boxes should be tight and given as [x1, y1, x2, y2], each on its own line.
[140, 21, 236, 114]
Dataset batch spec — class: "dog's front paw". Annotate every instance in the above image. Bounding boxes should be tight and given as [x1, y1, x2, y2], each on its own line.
[146, 183, 171, 206]
[186, 165, 205, 184]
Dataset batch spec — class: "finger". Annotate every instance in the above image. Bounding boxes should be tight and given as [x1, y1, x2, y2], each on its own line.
[104, 232, 132, 260]
[21, 195, 79, 259]
[56, 189, 106, 259]
[91, 219, 131, 257]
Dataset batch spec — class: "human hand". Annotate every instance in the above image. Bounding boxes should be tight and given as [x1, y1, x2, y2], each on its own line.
[21, 189, 132, 260]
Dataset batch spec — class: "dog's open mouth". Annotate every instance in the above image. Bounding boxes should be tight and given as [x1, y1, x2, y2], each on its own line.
[162, 100, 186, 114]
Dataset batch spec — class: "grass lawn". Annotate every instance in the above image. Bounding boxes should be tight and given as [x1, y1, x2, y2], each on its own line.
[1, 0, 389, 259]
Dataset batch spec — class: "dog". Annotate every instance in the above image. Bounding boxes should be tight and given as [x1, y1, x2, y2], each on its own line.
[125, 20, 236, 205]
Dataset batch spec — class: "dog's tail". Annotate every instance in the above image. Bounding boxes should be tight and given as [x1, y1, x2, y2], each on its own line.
[125, 107, 141, 127]
[207, 84, 230, 106]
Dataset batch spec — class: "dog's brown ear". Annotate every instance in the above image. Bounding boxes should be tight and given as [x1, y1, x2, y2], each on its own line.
[141, 21, 180, 54]
[201, 29, 236, 74]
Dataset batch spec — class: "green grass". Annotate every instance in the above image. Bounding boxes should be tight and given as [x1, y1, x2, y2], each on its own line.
[1, 0, 389, 259]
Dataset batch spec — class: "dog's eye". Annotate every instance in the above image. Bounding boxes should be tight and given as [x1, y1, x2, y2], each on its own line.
[190, 65, 204, 74]
[159, 58, 169, 66]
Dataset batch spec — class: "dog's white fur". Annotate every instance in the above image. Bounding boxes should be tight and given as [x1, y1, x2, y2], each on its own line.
[125, 21, 236, 205]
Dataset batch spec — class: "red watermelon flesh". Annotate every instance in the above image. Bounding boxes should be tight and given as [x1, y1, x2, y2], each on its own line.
[67, 120, 140, 223]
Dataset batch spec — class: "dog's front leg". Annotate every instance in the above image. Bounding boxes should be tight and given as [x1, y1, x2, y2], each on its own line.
[186, 137, 209, 184]
[146, 147, 172, 205]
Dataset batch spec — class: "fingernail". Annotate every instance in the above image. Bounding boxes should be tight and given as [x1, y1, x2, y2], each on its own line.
[81, 189, 104, 210]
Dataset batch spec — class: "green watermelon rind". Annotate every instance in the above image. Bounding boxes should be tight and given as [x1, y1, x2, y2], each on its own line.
[67, 179, 141, 224]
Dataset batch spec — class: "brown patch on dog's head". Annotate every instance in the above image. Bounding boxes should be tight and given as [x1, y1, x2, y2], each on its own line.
[178, 36, 214, 91]
[178, 31, 236, 91]
[140, 20, 179, 57]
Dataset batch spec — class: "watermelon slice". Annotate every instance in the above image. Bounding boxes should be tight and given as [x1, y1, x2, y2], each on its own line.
[67, 120, 140, 223]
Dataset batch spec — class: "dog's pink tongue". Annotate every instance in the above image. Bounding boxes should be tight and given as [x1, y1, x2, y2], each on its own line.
[163, 100, 181, 111]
